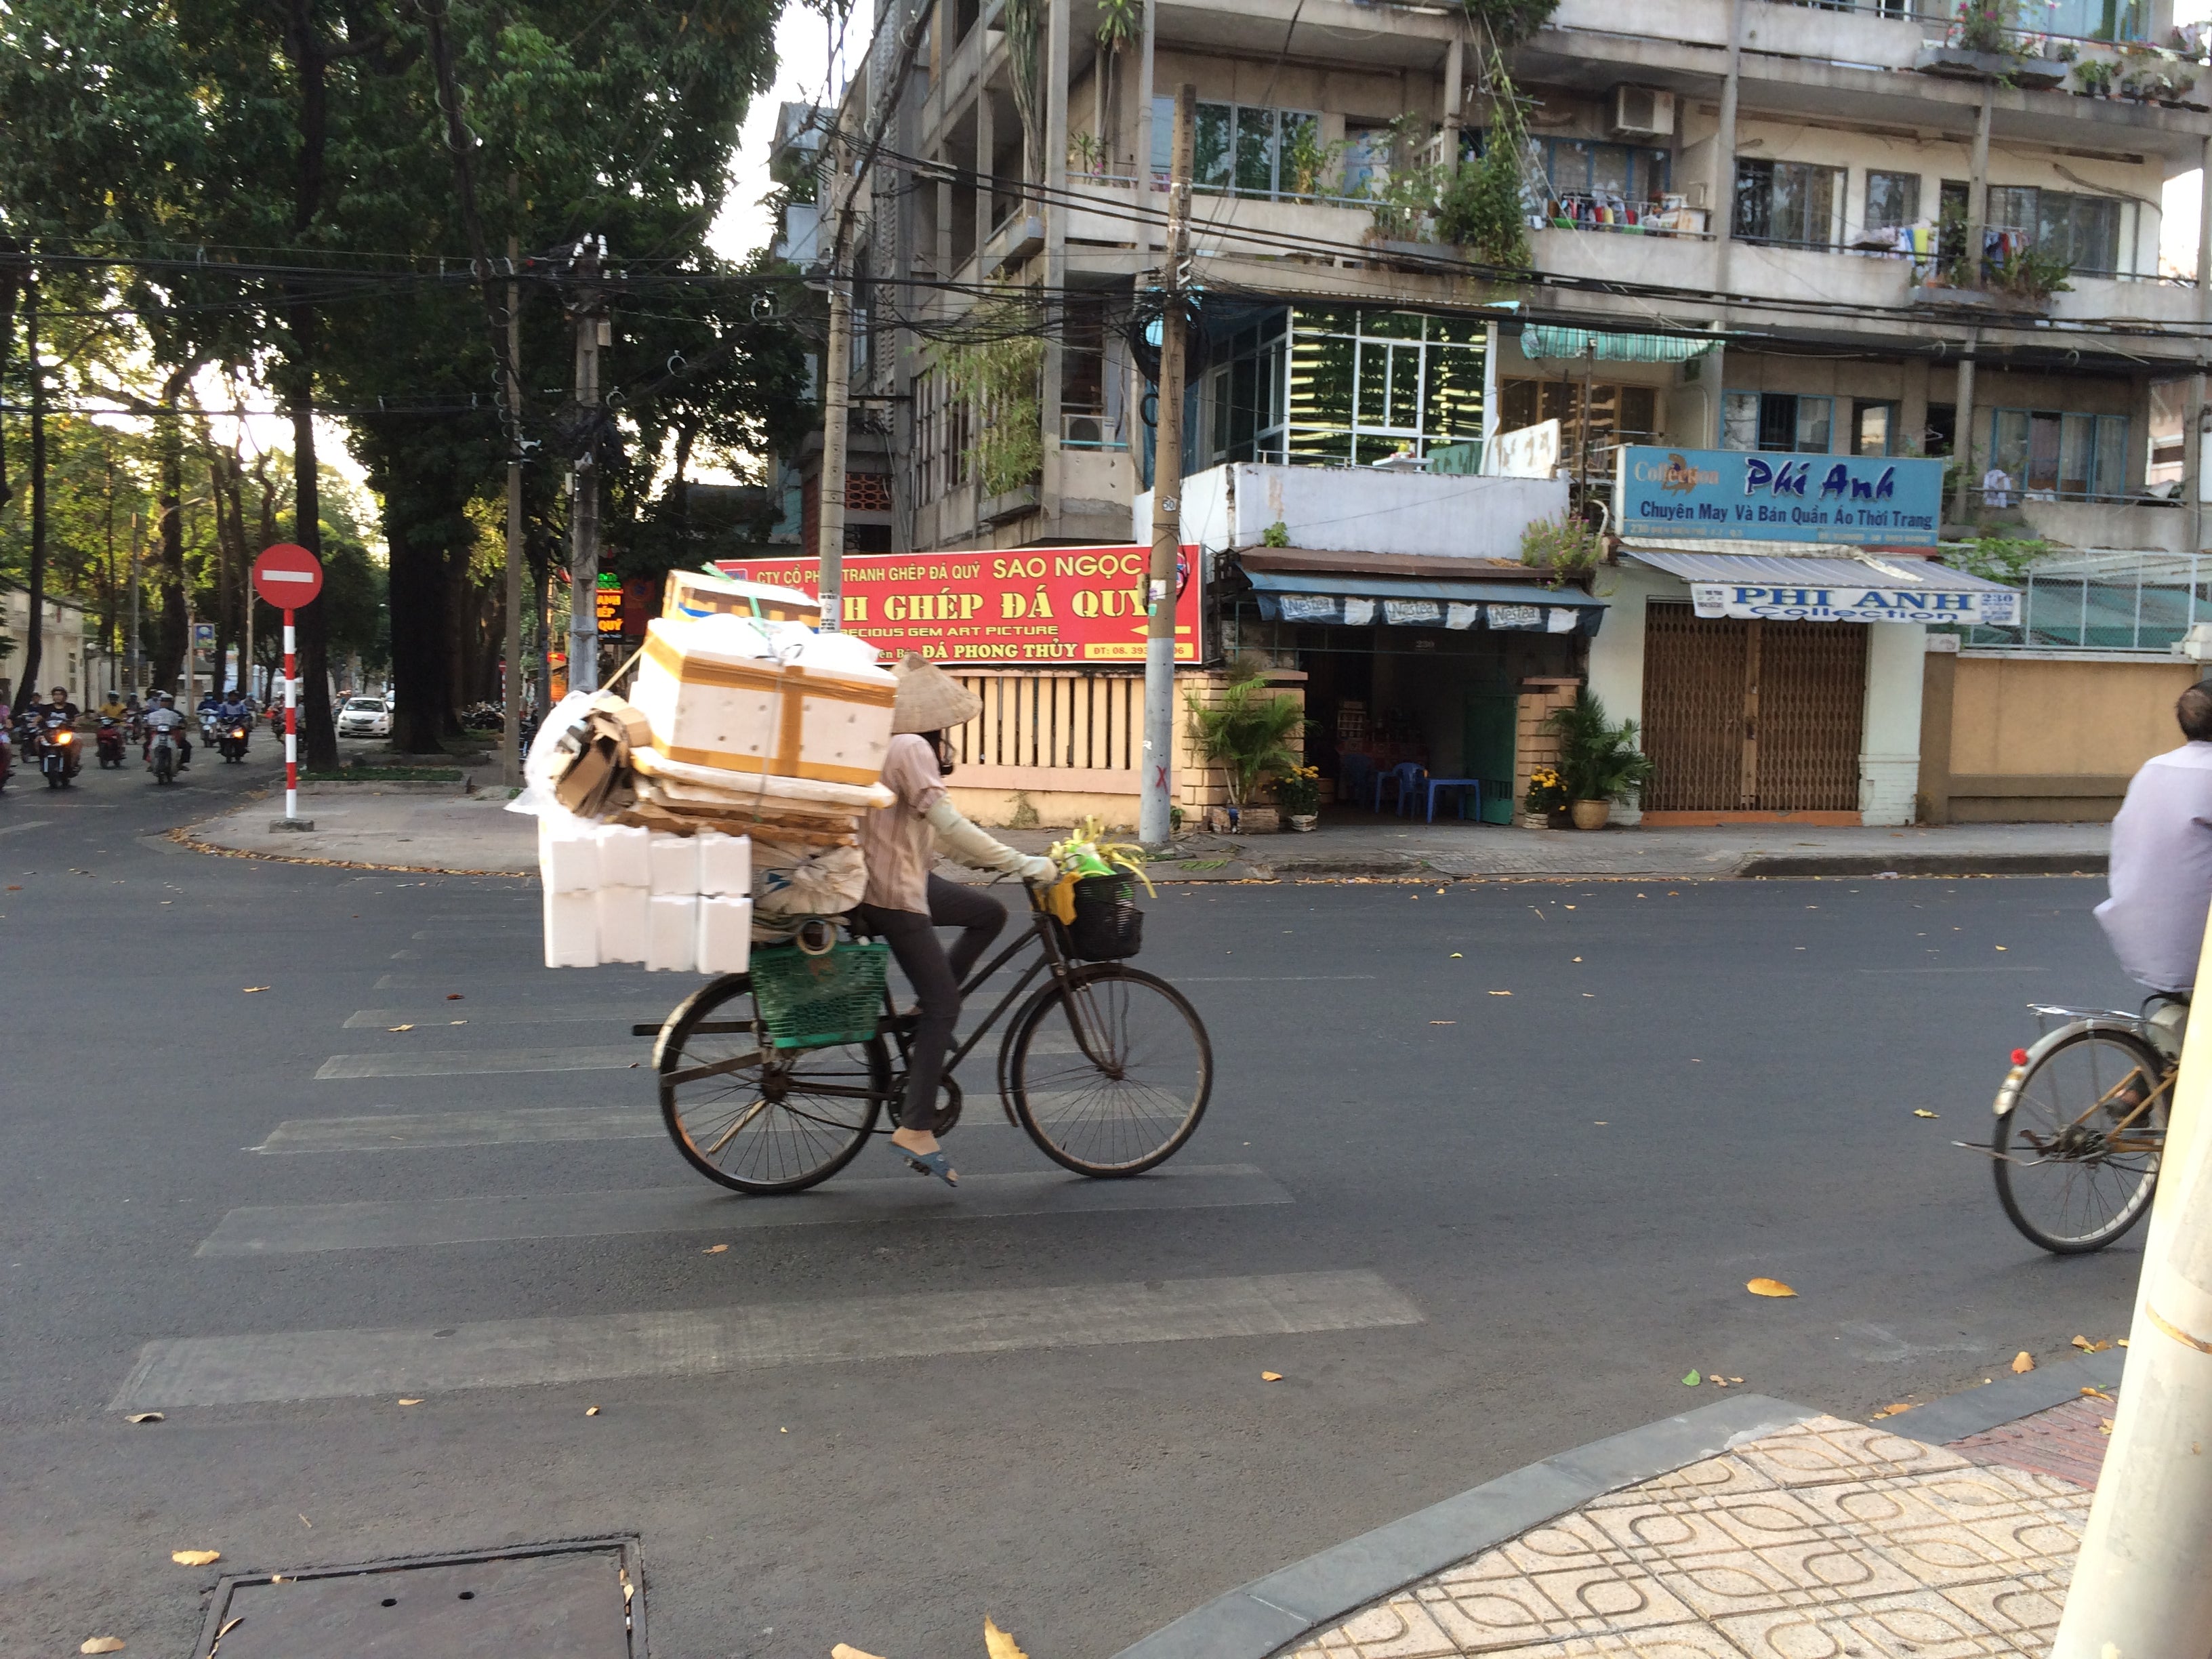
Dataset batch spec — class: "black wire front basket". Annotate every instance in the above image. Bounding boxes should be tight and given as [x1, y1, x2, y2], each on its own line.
[1066, 874, 1145, 961]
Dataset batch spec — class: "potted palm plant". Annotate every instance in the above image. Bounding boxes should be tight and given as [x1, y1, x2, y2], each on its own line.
[1544, 690, 1653, 830]
[1185, 672, 1307, 834]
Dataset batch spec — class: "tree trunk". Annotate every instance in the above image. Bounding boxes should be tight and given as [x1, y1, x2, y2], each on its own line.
[15, 269, 45, 712]
[153, 397, 188, 693]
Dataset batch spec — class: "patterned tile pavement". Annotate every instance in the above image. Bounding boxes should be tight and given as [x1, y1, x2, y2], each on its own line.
[1283, 1416, 2094, 1658]
[1950, 1396, 2114, 1490]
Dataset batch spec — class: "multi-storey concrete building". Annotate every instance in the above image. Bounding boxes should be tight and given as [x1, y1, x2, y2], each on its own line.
[799, 0, 2212, 827]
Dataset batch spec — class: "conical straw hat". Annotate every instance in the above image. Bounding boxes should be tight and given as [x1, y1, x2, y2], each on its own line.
[891, 653, 982, 733]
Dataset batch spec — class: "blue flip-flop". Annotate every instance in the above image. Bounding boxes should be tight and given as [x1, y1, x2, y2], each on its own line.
[890, 1141, 958, 1187]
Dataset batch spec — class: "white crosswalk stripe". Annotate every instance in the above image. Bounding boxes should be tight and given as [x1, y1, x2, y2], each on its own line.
[314, 1045, 642, 1080]
[112, 1271, 1420, 1409]
[344, 1004, 665, 1030]
[255, 1106, 665, 1152]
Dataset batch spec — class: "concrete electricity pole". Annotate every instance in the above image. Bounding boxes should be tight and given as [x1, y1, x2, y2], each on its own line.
[567, 236, 605, 695]
[1138, 85, 1194, 848]
[815, 0, 942, 632]
[501, 207, 526, 783]
[2051, 928, 2212, 1650]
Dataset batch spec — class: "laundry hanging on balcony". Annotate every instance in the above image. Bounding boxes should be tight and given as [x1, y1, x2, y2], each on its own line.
[1242, 570, 1606, 636]
[1518, 327, 1717, 364]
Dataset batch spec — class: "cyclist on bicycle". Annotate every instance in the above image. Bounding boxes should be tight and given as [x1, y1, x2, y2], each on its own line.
[2095, 678, 2212, 1057]
[856, 655, 1058, 1186]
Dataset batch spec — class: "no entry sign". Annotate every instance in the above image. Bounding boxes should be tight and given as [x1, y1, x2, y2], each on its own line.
[252, 543, 325, 609]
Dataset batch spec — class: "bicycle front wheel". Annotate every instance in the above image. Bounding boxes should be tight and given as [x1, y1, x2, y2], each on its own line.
[1006, 965, 1211, 1176]
[657, 974, 889, 1194]
[1994, 1027, 2166, 1254]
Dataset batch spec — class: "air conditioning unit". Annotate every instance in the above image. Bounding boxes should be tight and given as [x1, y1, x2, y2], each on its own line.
[1611, 85, 1676, 139]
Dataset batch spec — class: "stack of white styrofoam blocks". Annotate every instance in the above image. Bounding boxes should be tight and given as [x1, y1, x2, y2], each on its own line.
[539, 818, 752, 972]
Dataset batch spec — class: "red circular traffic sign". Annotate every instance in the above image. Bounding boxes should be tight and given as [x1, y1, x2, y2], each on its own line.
[252, 542, 325, 610]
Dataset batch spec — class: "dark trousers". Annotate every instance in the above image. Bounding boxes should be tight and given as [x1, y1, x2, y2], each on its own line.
[857, 875, 1008, 1128]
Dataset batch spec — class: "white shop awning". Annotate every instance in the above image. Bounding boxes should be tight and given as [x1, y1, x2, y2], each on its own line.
[1622, 544, 2020, 626]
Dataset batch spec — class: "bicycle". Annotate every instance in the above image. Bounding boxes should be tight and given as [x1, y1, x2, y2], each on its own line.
[647, 882, 1212, 1193]
[1984, 999, 2177, 1254]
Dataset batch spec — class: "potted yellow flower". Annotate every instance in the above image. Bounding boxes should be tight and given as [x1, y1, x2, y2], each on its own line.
[1521, 766, 1570, 830]
[1273, 765, 1322, 832]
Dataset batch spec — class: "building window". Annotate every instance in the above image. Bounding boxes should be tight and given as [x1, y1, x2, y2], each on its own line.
[1864, 171, 1921, 234]
[1986, 186, 2123, 275]
[1722, 392, 1833, 454]
[1534, 138, 1671, 212]
[1733, 159, 1843, 249]
[1851, 401, 1896, 457]
[1193, 310, 1292, 466]
[1155, 100, 1321, 201]
[2041, 0, 2145, 39]
[1989, 408, 2131, 500]
[1498, 379, 1660, 476]
[1286, 307, 1486, 466]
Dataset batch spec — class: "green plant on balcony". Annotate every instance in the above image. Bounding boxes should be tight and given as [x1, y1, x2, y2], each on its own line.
[1067, 131, 1107, 177]
[1456, 0, 1558, 43]
[1094, 0, 1141, 163]
[2115, 41, 2199, 100]
[1352, 113, 1444, 241]
[943, 330, 1045, 499]
[1950, 536, 2053, 586]
[1986, 241, 2073, 302]
[1281, 123, 1348, 201]
[1436, 52, 1533, 268]
[2074, 57, 2115, 94]
[1953, 0, 2018, 56]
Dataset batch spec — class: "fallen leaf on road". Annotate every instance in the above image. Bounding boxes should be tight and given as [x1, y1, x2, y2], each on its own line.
[2071, 1335, 2111, 1353]
[398, 1398, 423, 1406]
[2082, 1387, 2116, 1403]
[387, 1024, 414, 1032]
[1913, 1109, 1938, 1119]
[446, 994, 464, 1000]
[2100, 1419, 2114, 1435]
[1871, 1403, 1915, 1419]
[832, 1647, 886, 1659]
[4, 886, 19, 893]
[1449, 952, 1463, 958]
[703, 1244, 729, 1254]
[298, 1515, 311, 1528]
[81, 1639, 125, 1654]
[586, 1406, 600, 1416]
[1683, 1370, 1702, 1387]
[450, 1019, 466, 1025]
[984, 1616, 1029, 1659]
[172, 1551, 221, 1566]
[218, 1616, 243, 1639]
[1994, 945, 2007, 951]
[1488, 989, 1511, 996]
[1261, 1372, 1282, 1382]
[243, 986, 270, 994]
[1746, 1278, 1798, 1298]
[2011, 1351, 2035, 1374]
[1572, 956, 1582, 962]
[2118, 1338, 2131, 1347]
[1429, 1020, 1455, 1026]
[124, 1412, 163, 1425]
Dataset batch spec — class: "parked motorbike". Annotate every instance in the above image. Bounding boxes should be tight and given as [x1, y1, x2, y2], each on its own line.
[35, 713, 80, 790]
[218, 722, 251, 762]
[96, 716, 126, 769]
[148, 723, 180, 785]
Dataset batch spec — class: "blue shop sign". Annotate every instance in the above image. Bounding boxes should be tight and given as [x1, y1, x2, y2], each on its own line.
[1615, 447, 1945, 547]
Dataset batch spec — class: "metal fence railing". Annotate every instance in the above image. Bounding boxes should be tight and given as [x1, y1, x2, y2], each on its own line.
[1961, 550, 2209, 653]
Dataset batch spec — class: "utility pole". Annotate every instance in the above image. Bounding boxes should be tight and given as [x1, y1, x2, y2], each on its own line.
[127, 512, 142, 699]
[815, 0, 937, 632]
[1138, 85, 1194, 848]
[567, 235, 605, 694]
[502, 196, 526, 781]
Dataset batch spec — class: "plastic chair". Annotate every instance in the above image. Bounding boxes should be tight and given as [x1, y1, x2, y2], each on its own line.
[1375, 762, 1427, 817]
[1338, 754, 1376, 813]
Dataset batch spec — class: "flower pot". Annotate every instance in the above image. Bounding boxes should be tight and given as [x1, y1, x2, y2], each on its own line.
[1545, 806, 1573, 830]
[1240, 806, 1281, 834]
[1288, 813, 1318, 833]
[1570, 799, 1611, 831]
[1204, 806, 1235, 834]
[1518, 813, 1551, 830]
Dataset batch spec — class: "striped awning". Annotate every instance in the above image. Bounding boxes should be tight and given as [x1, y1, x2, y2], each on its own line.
[1243, 570, 1605, 636]
[1519, 326, 1718, 363]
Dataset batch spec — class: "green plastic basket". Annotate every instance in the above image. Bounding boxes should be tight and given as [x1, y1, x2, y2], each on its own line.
[748, 941, 890, 1050]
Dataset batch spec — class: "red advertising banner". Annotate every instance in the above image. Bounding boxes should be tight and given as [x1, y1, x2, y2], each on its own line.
[712, 545, 1200, 664]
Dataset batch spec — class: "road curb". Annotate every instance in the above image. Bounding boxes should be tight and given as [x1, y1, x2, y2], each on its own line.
[1741, 851, 2107, 879]
[1885, 1346, 2128, 1445]
[1109, 1394, 1818, 1659]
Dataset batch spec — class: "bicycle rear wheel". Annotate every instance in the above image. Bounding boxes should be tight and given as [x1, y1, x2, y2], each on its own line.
[1005, 965, 1210, 1176]
[657, 974, 889, 1193]
[1994, 1027, 2166, 1254]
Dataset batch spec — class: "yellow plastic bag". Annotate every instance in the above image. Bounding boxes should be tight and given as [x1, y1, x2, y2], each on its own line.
[1047, 872, 1080, 924]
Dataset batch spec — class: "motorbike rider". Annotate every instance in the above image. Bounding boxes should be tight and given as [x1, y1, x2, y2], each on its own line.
[142, 691, 192, 769]
[32, 687, 83, 779]
[42, 685, 81, 724]
[97, 689, 127, 723]
[2095, 678, 2212, 1059]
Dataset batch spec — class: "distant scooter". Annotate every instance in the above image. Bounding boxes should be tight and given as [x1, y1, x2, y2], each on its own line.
[96, 716, 127, 769]
[34, 712, 81, 790]
[218, 721, 251, 763]
[148, 723, 180, 785]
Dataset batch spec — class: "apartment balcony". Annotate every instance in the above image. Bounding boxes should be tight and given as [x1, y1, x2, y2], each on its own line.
[1547, 0, 1929, 72]
[1059, 176, 1376, 259]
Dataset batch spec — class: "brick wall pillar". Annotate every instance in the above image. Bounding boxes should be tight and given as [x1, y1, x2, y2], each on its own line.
[1514, 678, 1582, 819]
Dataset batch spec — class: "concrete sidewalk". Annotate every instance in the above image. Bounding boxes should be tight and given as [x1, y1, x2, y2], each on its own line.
[182, 788, 2109, 882]
[1120, 1351, 2126, 1659]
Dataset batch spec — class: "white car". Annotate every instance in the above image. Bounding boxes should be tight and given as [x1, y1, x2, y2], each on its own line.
[337, 696, 392, 738]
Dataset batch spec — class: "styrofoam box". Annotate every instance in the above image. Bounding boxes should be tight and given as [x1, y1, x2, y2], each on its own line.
[696, 831, 751, 897]
[595, 823, 652, 888]
[538, 819, 600, 893]
[648, 895, 698, 973]
[649, 832, 701, 897]
[630, 617, 897, 788]
[596, 886, 651, 964]
[542, 889, 598, 968]
[697, 895, 753, 975]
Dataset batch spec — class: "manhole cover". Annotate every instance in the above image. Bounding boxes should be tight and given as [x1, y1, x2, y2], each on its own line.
[198, 1538, 640, 1658]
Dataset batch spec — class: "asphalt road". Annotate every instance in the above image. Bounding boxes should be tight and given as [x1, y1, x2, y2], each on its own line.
[0, 752, 2152, 1659]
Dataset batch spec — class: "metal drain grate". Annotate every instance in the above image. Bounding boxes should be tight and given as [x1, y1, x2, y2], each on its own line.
[197, 1538, 641, 1658]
